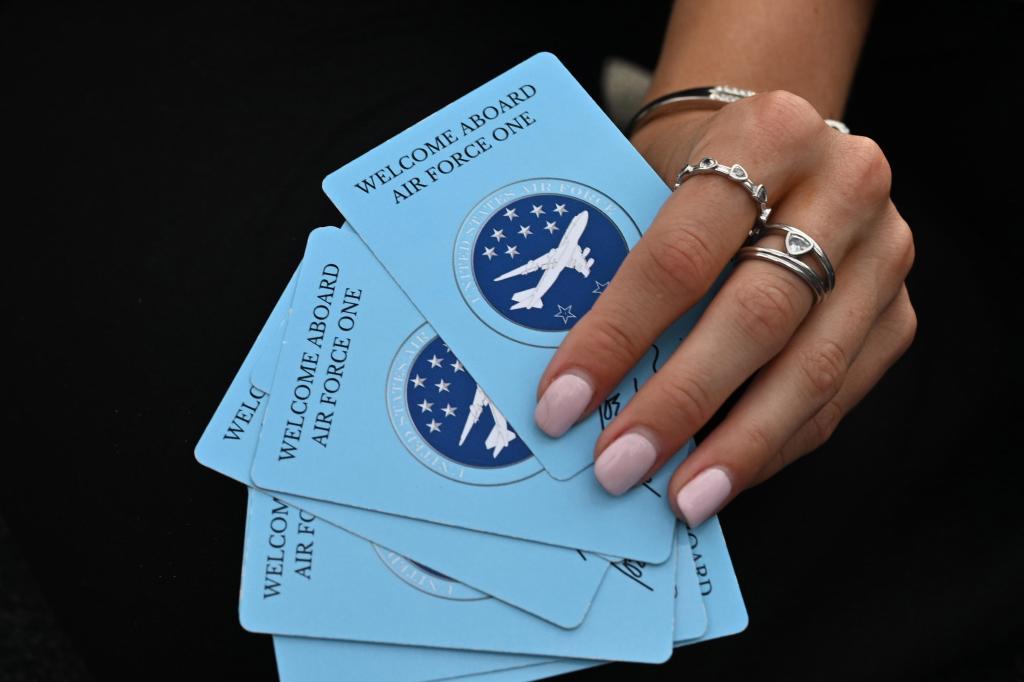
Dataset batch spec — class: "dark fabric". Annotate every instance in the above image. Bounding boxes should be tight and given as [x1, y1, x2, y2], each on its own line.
[2, 1, 1021, 680]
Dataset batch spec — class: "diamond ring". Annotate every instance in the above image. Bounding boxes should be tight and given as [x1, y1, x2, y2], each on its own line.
[673, 157, 771, 226]
[737, 223, 835, 302]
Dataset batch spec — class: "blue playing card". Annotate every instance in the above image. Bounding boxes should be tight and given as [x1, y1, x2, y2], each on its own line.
[241, 489, 678, 663]
[249, 226, 684, 564]
[427, 516, 747, 682]
[194, 260, 611, 628]
[271, 516, 745, 682]
[322, 52, 716, 481]
[272, 634, 549, 682]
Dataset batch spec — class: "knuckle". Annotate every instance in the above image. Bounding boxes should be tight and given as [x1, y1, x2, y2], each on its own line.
[890, 219, 916, 278]
[582, 314, 647, 373]
[893, 301, 918, 357]
[730, 271, 804, 345]
[798, 339, 849, 403]
[656, 369, 715, 430]
[765, 444, 791, 479]
[742, 420, 777, 457]
[645, 222, 718, 297]
[738, 90, 822, 148]
[811, 400, 844, 447]
[837, 135, 892, 204]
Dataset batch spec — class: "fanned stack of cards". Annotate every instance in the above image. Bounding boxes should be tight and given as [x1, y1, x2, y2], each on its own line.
[195, 52, 747, 682]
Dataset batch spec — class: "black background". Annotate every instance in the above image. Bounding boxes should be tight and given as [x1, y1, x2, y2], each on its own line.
[2, 2, 1022, 681]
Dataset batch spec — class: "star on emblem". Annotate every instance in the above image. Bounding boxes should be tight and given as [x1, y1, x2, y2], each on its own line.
[426, 419, 442, 433]
[505, 244, 519, 258]
[442, 343, 451, 353]
[482, 246, 497, 260]
[554, 304, 577, 325]
[543, 220, 559, 234]
[491, 228, 505, 241]
[427, 354, 443, 368]
[410, 374, 426, 389]
[451, 360, 464, 373]
[503, 207, 517, 220]
[553, 203, 568, 216]
[592, 280, 609, 295]
[529, 204, 545, 217]
[441, 404, 457, 418]
[435, 379, 450, 393]
[518, 225, 532, 238]
[417, 399, 433, 413]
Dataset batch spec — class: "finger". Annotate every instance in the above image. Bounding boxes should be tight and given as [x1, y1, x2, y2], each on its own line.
[768, 285, 916, 480]
[671, 282, 916, 526]
[534, 91, 830, 438]
[591, 132, 894, 495]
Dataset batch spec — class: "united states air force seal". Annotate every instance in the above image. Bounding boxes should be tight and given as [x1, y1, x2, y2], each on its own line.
[386, 322, 541, 485]
[453, 178, 639, 347]
[372, 545, 488, 601]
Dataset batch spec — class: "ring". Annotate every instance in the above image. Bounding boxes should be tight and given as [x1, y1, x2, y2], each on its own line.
[737, 222, 835, 302]
[673, 157, 771, 225]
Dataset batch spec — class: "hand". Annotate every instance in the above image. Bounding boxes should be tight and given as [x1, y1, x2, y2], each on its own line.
[533, 91, 916, 526]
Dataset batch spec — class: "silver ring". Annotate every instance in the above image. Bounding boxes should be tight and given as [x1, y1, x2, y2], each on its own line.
[673, 157, 771, 224]
[750, 222, 835, 292]
[736, 247, 827, 301]
[736, 223, 835, 303]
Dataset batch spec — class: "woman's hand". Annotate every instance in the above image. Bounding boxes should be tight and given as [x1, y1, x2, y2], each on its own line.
[533, 91, 916, 527]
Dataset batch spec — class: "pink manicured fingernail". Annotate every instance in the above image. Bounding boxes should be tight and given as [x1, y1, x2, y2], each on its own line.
[594, 432, 657, 495]
[534, 373, 593, 437]
[675, 467, 732, 528]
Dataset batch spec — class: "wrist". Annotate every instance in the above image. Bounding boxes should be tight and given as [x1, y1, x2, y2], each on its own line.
[629, 108, 715, 186]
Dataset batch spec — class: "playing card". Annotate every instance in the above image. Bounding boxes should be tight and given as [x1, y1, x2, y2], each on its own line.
[195, 260, 610, 627]
[272, 634, 549, 682]
[249, 225, 684, 564]
[270, 516, 745, 681]
[428, 516, 747, 682]
[240, 489, 677, 663]
[321, 52, 717, 480]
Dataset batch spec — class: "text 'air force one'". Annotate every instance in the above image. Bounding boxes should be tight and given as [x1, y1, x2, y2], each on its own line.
[458, 386, 517, 458]
[493, 209, 596, 310]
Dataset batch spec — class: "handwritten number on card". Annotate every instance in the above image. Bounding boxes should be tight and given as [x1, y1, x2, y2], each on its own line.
[596, 344, 661, 431]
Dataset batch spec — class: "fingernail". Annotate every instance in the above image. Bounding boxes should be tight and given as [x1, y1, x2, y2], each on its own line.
[675, 467, 732, 528]
[594, 432, 657, 495]
[534, 373, 593, 437]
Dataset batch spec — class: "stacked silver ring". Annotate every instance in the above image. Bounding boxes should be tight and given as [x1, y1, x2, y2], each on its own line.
[672, 157, 836, 303]
[738, 223, 835, 302]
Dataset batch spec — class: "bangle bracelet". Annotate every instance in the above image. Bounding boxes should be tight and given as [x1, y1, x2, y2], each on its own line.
[626, 85, 850, 137]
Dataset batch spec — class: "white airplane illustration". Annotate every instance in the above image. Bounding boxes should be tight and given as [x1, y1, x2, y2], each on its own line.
[493, 210, 596, 310]
[458, 385, 517, 458]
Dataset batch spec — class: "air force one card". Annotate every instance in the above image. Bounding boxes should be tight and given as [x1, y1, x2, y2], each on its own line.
[416, 517, 746, 682]
[194, 262, 611, 628]
[241, 489, 679, 664]
[249, 226, 685, 563]
[322, 52, 714, 480]
[271, 633, 548, 682]
[517, 518, 747, 681]
[270, 516, 744, 682]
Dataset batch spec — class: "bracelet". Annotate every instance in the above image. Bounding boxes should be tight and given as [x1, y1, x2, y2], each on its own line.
[626, 85, 850, 137]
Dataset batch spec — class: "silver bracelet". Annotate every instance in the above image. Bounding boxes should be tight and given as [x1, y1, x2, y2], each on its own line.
[626, 85, 849, 137]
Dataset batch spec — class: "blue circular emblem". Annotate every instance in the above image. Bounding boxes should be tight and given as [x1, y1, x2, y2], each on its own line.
[372, 545, 488, 601]
[386, 323, 542, 485]
[454, 178, 639, 347]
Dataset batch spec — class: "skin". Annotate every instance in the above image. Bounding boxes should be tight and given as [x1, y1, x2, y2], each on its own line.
[535, 0, 917, 524]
